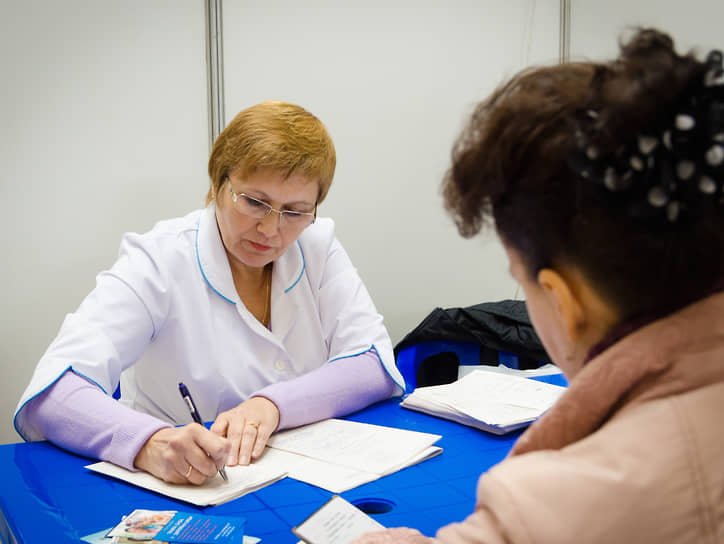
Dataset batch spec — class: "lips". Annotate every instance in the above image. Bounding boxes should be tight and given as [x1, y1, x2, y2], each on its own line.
[249, 240, 272, 252]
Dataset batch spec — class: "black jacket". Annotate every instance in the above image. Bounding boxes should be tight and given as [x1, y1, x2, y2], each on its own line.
[394, 300, 552, 387]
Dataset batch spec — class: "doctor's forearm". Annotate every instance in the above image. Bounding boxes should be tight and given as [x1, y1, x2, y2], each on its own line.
[20, 369, 170, 470]
[253, 350, 397, 430]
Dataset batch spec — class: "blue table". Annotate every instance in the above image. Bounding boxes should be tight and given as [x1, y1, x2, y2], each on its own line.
[0, 374, 566, 543]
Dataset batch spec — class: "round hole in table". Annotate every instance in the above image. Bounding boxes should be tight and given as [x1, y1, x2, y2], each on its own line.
[351, 497, 396, 514]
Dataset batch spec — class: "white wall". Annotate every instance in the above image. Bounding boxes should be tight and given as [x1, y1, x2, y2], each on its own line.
[222, 0, 560, 343]
[1, 1, 556, 445]
[0, 1, 209, 444]
[570, 0, 724, 59]
[4, 1, 722, 446]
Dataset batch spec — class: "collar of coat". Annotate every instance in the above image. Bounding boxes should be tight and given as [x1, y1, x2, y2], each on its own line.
[510, 289, 724, 456]
[194, 202, 306, 305]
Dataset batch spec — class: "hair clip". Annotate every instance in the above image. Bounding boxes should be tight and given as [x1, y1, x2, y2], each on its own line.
[569, 49, 724, 223]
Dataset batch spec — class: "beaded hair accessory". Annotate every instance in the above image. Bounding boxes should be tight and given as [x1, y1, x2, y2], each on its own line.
[569, 50, 724, 223]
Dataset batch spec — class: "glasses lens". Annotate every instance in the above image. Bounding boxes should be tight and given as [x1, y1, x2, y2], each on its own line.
[234, 190, 315, 227]
[281, 211, 313, 225]
[238, 195, 271, 218]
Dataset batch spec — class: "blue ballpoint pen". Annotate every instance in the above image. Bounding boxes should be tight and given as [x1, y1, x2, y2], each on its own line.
[178, 382, 229, 482]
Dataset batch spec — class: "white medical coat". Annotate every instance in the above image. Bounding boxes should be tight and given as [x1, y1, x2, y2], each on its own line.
[15, 204, 403, 440]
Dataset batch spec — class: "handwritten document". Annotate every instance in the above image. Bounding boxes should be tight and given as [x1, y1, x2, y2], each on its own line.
[265, 419, 441, 493]
[292, 495, 385, 544]
[268, 418, 441, 474]
[86, 419, 442, 504]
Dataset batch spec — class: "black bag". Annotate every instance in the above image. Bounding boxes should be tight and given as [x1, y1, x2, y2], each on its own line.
[394, 300, 552, 388]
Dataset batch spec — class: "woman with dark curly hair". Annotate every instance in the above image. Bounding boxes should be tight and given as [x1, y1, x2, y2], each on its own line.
[353, 28, 724, 544]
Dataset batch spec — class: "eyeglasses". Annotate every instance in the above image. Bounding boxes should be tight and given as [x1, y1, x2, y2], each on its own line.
[228, 183, 317, 228]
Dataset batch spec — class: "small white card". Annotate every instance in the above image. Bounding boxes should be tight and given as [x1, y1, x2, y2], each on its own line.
[292, 495, 385, 544]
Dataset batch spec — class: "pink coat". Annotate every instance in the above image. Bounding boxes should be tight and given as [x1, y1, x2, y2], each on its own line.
[436, 291, 724, 544]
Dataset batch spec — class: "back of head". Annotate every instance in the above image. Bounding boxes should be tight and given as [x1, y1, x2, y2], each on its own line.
[207, 101, 337, 205]
[443, 28, 724, 321]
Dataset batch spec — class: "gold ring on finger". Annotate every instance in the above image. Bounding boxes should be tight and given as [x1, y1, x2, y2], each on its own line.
[247, 421, 260, 430]
[185, 464, 193, 479]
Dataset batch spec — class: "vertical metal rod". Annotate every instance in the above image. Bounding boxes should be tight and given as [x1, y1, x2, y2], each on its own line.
[559, 0, 571, 63]
[205, 0, 226, 151]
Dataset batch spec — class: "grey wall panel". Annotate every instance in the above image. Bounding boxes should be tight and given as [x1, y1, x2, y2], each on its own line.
[221, 0, 560, 344]
[570, 0, 723, 59]
[0, 0, 209, 444]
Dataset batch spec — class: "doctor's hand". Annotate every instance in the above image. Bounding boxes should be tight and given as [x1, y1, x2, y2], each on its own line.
[210, 396, 280, 466]
[350, 528, 433, 544]
[134, 424, 230, 485]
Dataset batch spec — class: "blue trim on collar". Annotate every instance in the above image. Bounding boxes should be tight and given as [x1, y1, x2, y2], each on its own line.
[195, 218, 236, 305]
[284, 241, 305, 293]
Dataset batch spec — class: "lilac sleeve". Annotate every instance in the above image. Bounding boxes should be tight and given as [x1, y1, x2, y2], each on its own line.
[20, 369, 171, 470]
[253, 349, 398, 430]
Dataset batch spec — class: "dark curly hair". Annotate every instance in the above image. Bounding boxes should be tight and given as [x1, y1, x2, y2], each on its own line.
[442, 28, 724, 321]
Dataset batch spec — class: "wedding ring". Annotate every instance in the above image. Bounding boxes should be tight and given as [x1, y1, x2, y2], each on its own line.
[185, 464, 193, 479]
[247, 421, 260, 430]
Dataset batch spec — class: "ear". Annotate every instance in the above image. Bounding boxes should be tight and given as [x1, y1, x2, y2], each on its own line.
[537, 268, 587, 343]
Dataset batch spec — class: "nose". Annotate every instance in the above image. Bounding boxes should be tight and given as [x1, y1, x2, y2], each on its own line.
[256, 210, 281, 236]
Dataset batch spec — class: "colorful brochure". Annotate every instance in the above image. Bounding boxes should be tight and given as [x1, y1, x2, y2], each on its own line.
[107, 509, 245, 544]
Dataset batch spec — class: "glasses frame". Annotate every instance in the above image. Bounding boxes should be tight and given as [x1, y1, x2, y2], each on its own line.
[227, 182, 317, 227]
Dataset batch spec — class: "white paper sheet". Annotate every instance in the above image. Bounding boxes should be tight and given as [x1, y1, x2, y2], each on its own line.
[292, 495, 384, 544]
[86, 454, 287, 506]
[87, 419, 443, 503]
[401, 369, 566, 433]
[267, 419, 441, 475]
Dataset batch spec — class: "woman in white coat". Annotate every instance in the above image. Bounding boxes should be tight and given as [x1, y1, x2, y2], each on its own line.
[14, 101, 404, 485]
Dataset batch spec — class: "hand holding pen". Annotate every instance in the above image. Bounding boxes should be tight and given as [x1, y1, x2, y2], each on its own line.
[133, 406, 230, 485]
[179, 382, 229, 482]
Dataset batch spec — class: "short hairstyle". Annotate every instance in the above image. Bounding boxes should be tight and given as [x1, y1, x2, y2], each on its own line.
[442, 28, 724, 321]
[207, 101, 336, 205]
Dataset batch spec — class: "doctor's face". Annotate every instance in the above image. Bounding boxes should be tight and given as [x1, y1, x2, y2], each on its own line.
[216, 169, 318, 271]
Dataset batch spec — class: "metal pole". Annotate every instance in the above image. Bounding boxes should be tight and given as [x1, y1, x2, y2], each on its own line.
[559, 0, 571, 64]
[205, 0, 225, 151]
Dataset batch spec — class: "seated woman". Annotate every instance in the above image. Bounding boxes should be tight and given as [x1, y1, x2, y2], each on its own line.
[353, 28, 724, 543]
[14, 101, 404, 484]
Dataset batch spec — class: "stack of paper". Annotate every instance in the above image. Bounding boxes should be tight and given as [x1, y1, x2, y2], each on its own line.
[400, 369, 566, 435]
[86, 419, 442, 505]
[266, 418, 441, 493]
[86, 456, 287, 507]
